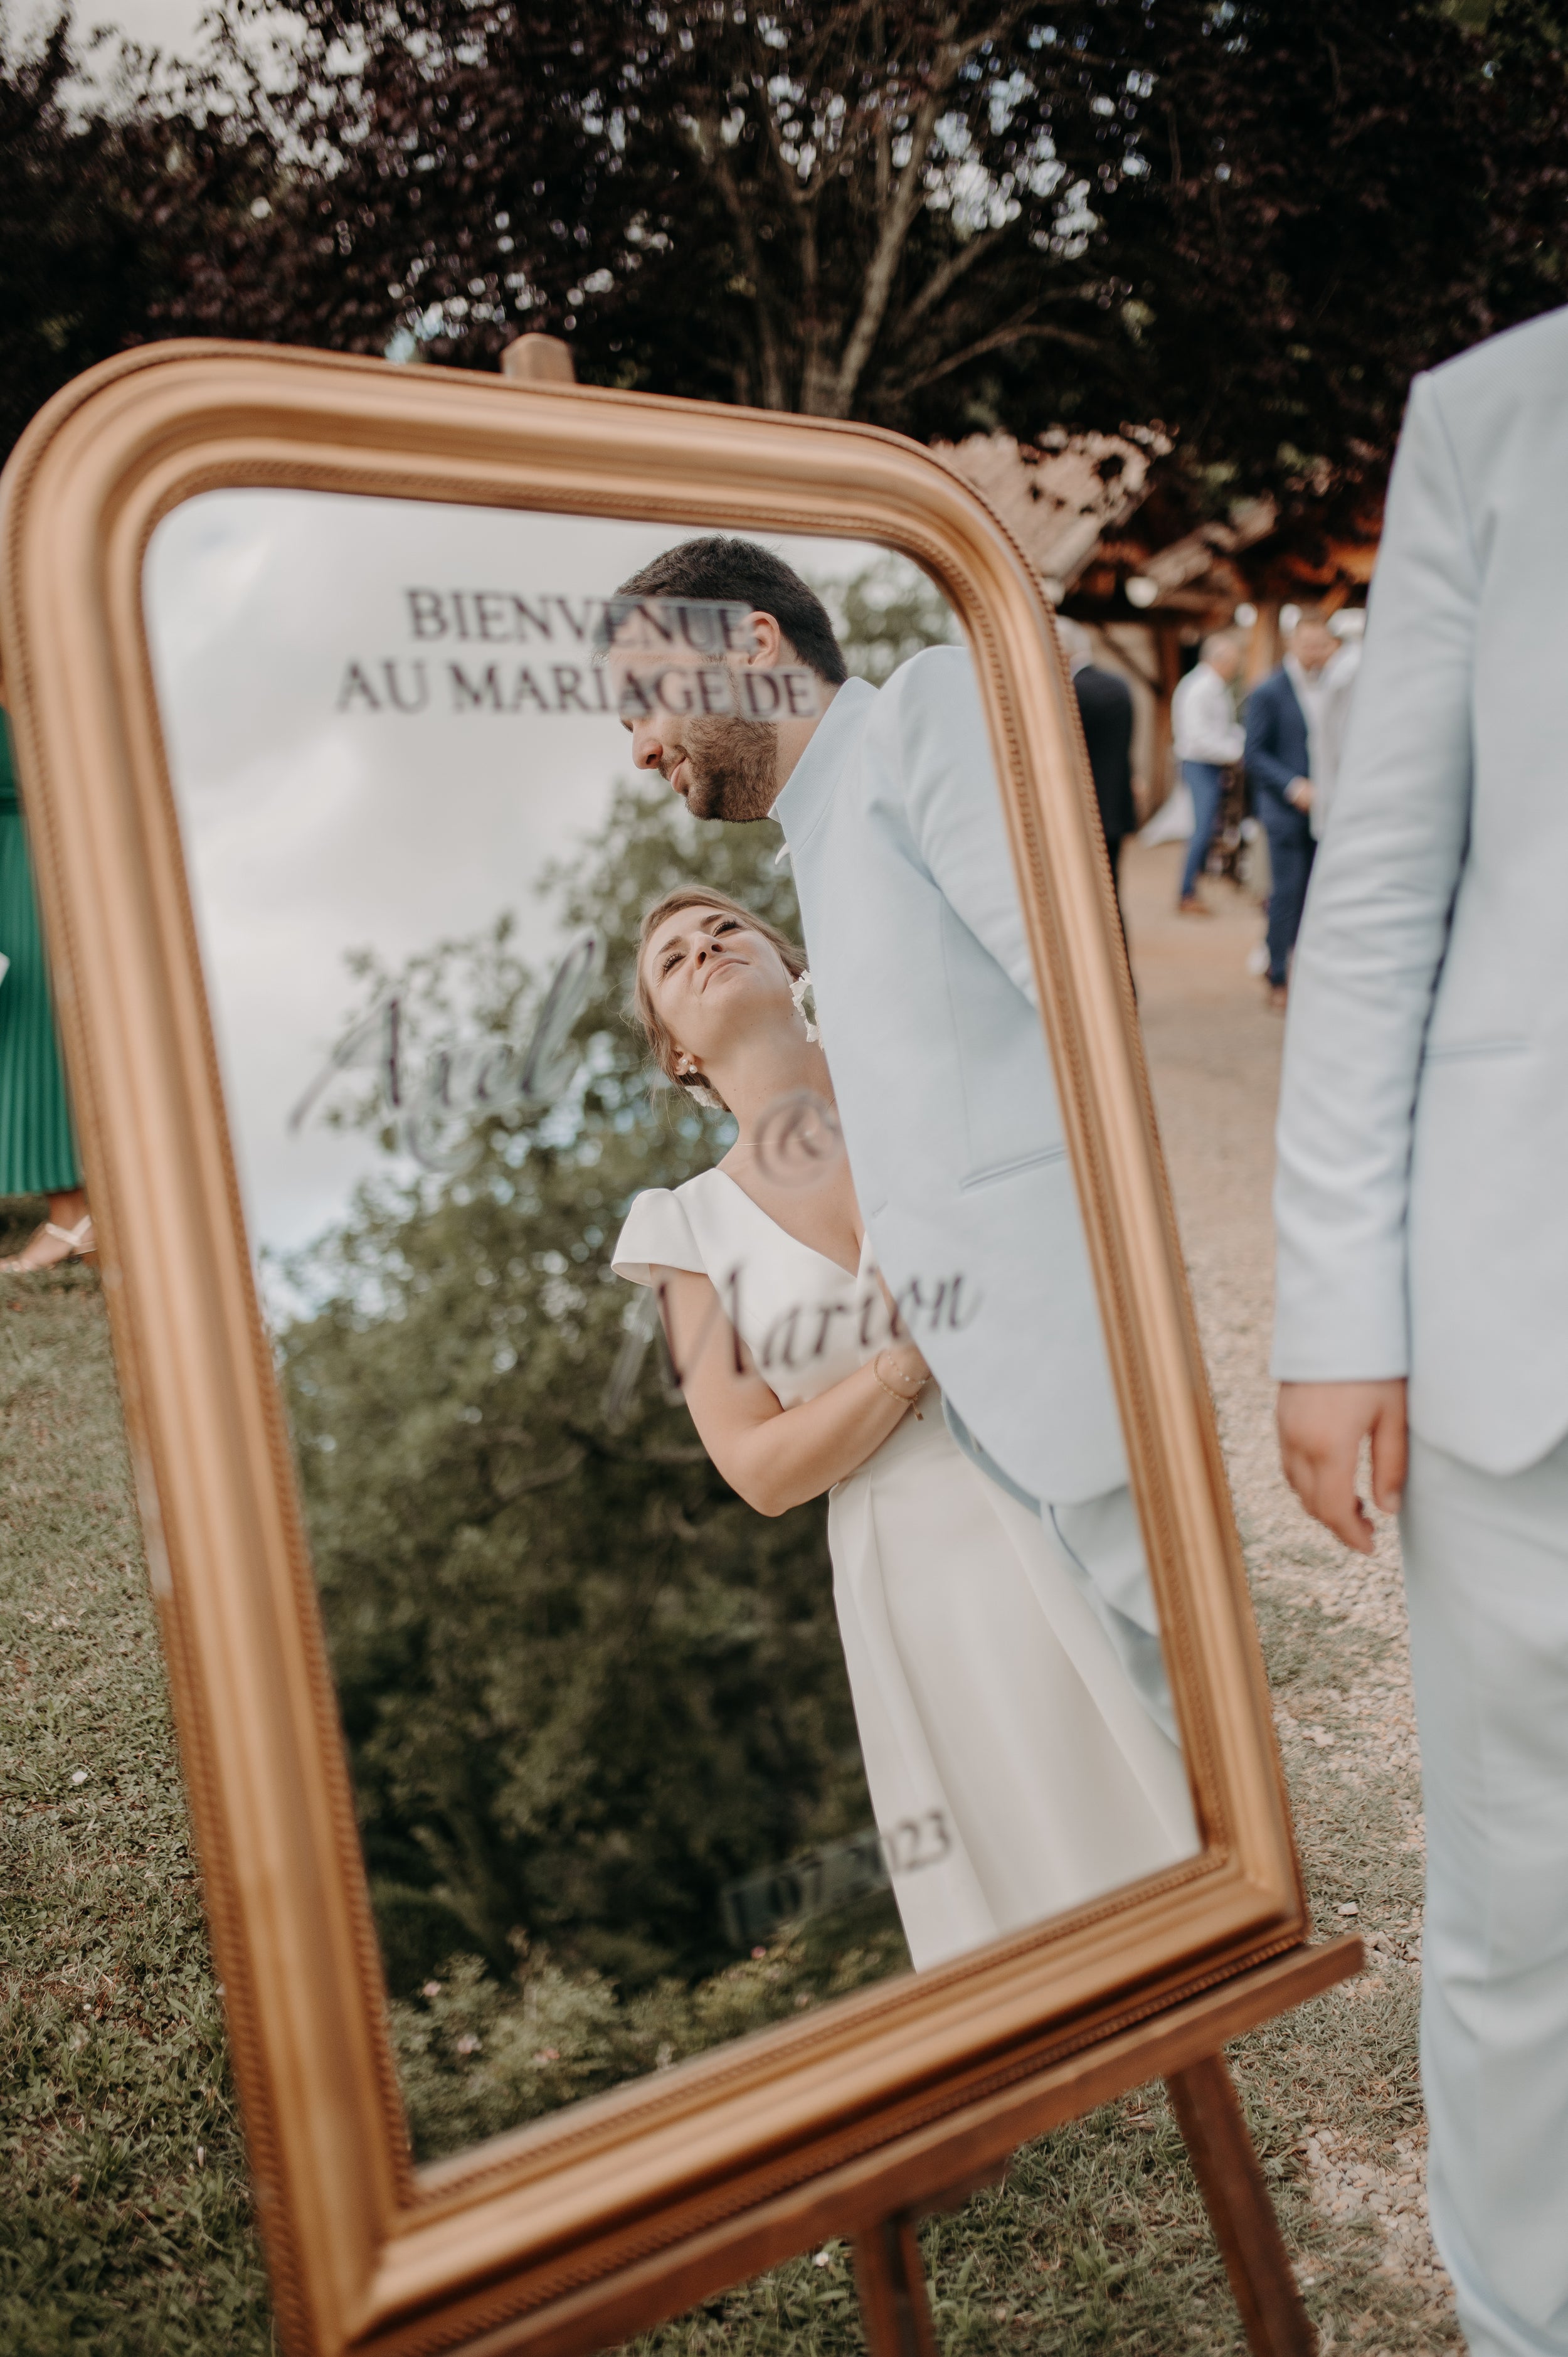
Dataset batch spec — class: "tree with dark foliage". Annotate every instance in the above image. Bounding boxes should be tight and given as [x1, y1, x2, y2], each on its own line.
[0, 13, 273, 464]
[213, 0, 1568, 523]
[218, 1, 1128, 422]
[1102, 0, 1568, 520]
[4, 3, 1566, 525]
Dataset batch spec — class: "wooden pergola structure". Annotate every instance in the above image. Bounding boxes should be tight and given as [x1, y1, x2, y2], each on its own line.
[935, 431, 1380, 817]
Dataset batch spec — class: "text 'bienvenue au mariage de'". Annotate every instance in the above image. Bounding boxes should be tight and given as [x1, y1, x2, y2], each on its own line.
[335, 591, 822, 721]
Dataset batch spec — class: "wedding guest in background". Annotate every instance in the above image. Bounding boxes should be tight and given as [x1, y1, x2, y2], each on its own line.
[0, 710, 92, 1272]
[1170, 630, 1244, 917]
[1244, 612, 1338, 1007]
[1274, 308, 1568, 2357]
[1057, 619, 1136, 945]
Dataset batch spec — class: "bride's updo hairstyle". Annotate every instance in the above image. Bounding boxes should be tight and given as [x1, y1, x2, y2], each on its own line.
[633, 888, 807, 1114]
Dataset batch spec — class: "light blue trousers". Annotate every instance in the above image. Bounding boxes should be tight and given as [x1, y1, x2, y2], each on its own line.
[1402, 1431, 1568, 2356]
[942, 1397, 1178, 1745]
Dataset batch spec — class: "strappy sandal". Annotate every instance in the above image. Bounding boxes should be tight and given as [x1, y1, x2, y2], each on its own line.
[0, 1214, 97, 1272]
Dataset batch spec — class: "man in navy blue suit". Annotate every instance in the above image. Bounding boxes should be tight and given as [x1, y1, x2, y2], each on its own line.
[1244, 614, 1338, 1007]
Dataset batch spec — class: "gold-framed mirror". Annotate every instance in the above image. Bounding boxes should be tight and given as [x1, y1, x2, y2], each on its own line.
[0, 341, 1345, 2357]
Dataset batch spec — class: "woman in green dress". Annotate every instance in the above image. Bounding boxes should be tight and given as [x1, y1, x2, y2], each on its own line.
[0, 711, 93, 1269]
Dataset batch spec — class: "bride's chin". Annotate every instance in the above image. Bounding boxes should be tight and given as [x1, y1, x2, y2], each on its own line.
[712, 999, 793, 1060]
[764, 1004, 809, 1055]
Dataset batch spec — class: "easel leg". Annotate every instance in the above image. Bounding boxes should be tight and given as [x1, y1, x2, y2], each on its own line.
[1167, 2052, 1315, 2356]
[852, 2213, 938, 2357]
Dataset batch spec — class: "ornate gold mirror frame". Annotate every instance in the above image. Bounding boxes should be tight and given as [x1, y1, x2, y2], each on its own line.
[0, 343, 1356, 2357]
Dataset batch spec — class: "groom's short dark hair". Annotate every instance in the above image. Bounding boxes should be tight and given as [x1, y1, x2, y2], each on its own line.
[612, 538, 849, 685]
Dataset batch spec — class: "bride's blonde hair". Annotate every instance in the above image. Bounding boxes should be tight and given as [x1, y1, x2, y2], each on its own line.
[633, 888, 807, 1112]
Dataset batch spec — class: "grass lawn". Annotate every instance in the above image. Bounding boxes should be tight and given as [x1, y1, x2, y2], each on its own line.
[0, 1216, 274, 2354]
[1, 1174, 1454, 2352]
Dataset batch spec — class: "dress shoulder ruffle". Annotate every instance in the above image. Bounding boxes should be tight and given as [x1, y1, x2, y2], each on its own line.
[610, 1186, 706, 1286]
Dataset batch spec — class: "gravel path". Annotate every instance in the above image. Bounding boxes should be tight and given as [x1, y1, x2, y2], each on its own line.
[1123, 839, 1458, 2344]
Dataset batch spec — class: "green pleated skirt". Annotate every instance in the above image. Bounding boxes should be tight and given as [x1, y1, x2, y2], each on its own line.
[0, 719, 81, 1198]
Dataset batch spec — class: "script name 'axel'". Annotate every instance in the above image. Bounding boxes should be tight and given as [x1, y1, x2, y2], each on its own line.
[288, 932, 603, 1171]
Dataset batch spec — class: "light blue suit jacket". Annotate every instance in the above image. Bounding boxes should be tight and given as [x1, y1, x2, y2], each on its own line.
[774, 646, 1128, 1506]
[1274, 304, 1568, 1476]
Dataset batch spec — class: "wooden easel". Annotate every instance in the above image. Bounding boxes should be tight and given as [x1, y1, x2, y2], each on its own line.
[854, 2051, 1310, 2356]
[834, 1939, 1362, 2357]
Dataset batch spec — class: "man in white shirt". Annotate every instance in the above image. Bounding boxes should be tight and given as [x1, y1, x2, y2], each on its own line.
[1170, 632, 1244, 915]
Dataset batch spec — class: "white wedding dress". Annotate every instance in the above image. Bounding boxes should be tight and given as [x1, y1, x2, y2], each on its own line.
[613, 1167, 1199, 1971]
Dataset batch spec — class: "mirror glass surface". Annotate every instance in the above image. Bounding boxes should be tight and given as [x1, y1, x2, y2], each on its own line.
[144, 487, 1197, 2166]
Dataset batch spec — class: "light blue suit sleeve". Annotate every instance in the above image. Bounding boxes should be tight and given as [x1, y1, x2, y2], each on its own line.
[889, 647, 1039, 1008]
[1272, 373, 1479, 1381]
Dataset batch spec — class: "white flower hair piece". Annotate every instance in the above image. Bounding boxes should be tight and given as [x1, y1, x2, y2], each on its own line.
[790, 970, 819, 1043]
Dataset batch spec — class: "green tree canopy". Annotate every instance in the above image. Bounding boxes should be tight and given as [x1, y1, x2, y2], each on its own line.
[279, 783, 879, 1998]
[263, 565, 953, 2169]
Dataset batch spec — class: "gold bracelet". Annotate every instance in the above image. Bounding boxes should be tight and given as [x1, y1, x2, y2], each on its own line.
[873, 1353, 929, 1420]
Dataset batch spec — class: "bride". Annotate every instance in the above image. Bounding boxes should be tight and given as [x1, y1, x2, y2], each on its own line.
[612, 886, 1197, 1971]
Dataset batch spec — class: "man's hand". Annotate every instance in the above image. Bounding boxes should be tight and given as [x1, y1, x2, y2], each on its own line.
[1277, 1380, 1407, 1555]
[1286, 776, 1313, 812]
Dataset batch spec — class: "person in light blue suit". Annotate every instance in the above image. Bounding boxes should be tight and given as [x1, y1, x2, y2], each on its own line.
[1275, 306, 1568, 2357]
[1243, 615, 1338, 1003]
[609, 536, 1175, 1745]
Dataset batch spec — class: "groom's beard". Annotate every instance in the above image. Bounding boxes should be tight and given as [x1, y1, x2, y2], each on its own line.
[680, 715, 778, 822]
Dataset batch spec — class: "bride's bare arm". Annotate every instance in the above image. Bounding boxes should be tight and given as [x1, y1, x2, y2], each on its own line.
[650, 1265, 930, 1516]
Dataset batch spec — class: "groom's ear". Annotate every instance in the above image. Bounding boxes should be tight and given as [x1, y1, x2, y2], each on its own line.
[743, 610, 787, 668]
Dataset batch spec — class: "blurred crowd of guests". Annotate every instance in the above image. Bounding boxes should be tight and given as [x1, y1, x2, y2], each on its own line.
[1064, 608, 1364, 1009]
[1178, 613, 1362, 1005]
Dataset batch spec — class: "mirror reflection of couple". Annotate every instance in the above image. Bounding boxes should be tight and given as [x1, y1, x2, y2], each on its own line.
[609, 541, 1196, 1969]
